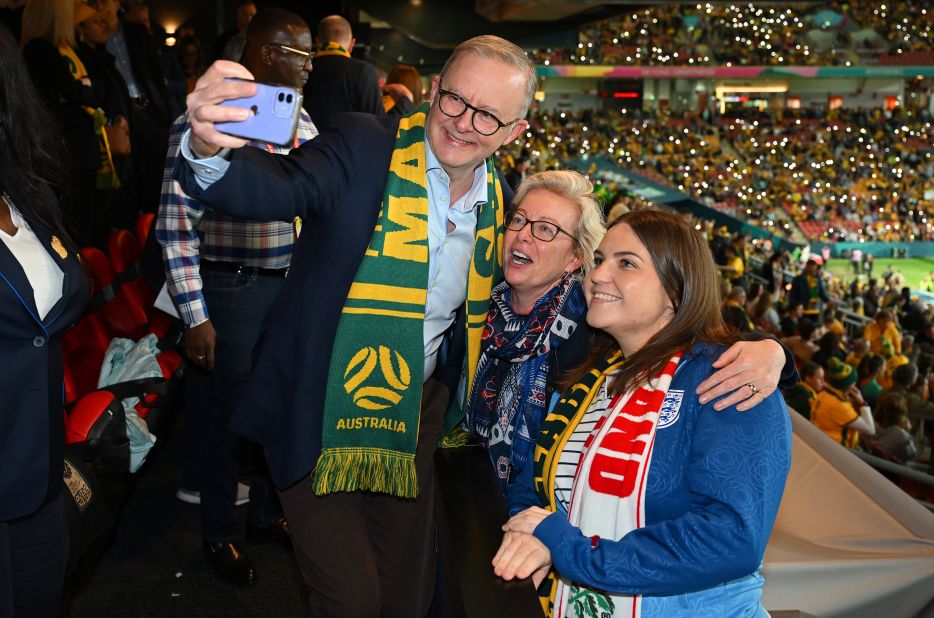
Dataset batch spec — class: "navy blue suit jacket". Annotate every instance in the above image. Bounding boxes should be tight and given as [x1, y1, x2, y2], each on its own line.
[177, 112, 512, 489]
[0, 201, 88, 520]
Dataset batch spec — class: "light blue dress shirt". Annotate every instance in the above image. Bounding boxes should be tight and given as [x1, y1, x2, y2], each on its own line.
[180, 129, 488, 381]
[105, 24, 142, 99]
[422, 138, 486, 380]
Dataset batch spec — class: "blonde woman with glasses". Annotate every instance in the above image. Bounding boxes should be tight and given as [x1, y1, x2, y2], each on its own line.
[464, 171, 793, 493]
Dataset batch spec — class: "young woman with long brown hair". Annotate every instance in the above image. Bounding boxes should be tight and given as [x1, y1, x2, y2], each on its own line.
[494, 209, 792, 618]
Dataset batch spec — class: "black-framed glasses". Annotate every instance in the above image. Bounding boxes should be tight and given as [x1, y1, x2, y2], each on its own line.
[505, 211, 576, 243]
[265, 43, 313, 65]
[436, 79, 523, 136]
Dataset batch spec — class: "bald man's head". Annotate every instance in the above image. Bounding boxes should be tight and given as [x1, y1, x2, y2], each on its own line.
[317, 15, 353, 49]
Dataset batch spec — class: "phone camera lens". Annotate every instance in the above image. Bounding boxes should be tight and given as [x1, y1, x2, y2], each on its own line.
[277, 92, 285, 102]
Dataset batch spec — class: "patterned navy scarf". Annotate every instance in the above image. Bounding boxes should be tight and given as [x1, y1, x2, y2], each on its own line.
[465, 273, 586, 491]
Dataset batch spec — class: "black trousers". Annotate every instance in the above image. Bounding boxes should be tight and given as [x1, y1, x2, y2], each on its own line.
[279, 378, 448, 617]
[0, 494, 69, 618]
[185, 269, 283, 541]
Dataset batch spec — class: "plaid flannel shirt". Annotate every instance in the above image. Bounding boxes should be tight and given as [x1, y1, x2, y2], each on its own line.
[156, 111, 318, 327]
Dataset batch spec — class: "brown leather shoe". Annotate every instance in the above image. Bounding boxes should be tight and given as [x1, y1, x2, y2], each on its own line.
[203, 541, 257, 585]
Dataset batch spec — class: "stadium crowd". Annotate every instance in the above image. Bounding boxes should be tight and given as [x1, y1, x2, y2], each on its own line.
[531, 0, 933, 67]
[501, 105, 934, 243]
[683, 224, 931, 468]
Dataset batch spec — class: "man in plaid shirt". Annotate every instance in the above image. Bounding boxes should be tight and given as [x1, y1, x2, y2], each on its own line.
[156, 8, 317, 586]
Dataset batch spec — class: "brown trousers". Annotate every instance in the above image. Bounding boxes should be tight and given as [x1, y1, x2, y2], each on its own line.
[279, 378, 447, 617]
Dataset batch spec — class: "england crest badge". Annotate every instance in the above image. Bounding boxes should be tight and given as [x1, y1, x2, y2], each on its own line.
[658, 389, 684, 428]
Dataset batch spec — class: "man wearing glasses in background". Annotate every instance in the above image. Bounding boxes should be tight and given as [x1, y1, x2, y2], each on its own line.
[175, 35, 532, 614]
[156, 8, 317, 587]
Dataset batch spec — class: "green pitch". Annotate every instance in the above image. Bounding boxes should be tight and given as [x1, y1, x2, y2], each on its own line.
[826, 257, 934, 290]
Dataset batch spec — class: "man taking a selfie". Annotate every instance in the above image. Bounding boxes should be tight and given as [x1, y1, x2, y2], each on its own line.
[174, 34, 532, 614]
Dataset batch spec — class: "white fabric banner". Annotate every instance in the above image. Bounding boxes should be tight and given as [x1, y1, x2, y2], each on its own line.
[762, 412, 934, 617]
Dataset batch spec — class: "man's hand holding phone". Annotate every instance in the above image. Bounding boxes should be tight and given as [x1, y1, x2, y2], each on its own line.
[187, 60, 256, 158]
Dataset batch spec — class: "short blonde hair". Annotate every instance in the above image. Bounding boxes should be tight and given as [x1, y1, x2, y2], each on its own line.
[441, 35, 536, 117]
[22, 0, 77, 48]
[512, 170, 605, 271]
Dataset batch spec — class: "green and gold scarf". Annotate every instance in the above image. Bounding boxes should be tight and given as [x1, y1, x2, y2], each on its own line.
[315, 41, 351, 58]
[312, 104, 504, 498]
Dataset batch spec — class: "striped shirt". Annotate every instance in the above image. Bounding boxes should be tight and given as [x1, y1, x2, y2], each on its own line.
[156, 111, 318, 327]
[554, 380, 613, 512]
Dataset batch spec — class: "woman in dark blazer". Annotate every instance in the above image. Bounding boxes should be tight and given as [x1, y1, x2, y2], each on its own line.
[0, 24, 89, 617]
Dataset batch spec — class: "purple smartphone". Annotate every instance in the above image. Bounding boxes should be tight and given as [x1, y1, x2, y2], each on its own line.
[216, 78, 302, 146]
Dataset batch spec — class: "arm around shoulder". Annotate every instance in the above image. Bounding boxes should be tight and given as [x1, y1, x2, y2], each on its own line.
[741, 331, 799, 388]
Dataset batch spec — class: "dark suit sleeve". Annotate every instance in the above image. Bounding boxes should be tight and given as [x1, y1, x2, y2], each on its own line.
[176, 114, 383, 223]
[385, 95, 414, 118]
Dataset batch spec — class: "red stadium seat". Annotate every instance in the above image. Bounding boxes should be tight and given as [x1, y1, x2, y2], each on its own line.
[108, 229, 140, 276]
[62, 242, 179, 409]
[66, 390, 123, 444]
[878, 50, 934, 66]
[90, 248, 149, 340]
[135, 212, 155, 251]
[61, 248, 118, 404]
[107, 230, 173, 340]
[80, 246, 114, 293]
[61, 310, 112, 405]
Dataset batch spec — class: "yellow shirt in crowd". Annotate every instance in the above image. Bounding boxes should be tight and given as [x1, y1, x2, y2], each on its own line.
[811, 387, 860, 448]
[864, 321, 901, 356]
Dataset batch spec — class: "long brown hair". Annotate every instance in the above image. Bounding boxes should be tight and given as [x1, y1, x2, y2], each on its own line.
[562, 209, 740, 396]
[386, 65, 424, 106]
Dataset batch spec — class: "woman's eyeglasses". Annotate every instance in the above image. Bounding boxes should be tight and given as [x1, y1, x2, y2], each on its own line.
[505, 211, 576, 242]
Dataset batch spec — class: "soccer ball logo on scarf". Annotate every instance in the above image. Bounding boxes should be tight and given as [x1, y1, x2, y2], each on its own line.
[343, 346, 411, 410]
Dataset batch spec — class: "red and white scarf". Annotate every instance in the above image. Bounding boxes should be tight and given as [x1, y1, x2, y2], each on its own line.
[554, 353, 682, 618]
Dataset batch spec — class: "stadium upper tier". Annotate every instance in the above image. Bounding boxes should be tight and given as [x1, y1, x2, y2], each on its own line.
[504, 107, 934, 243]
[531, 1, 933, 67]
